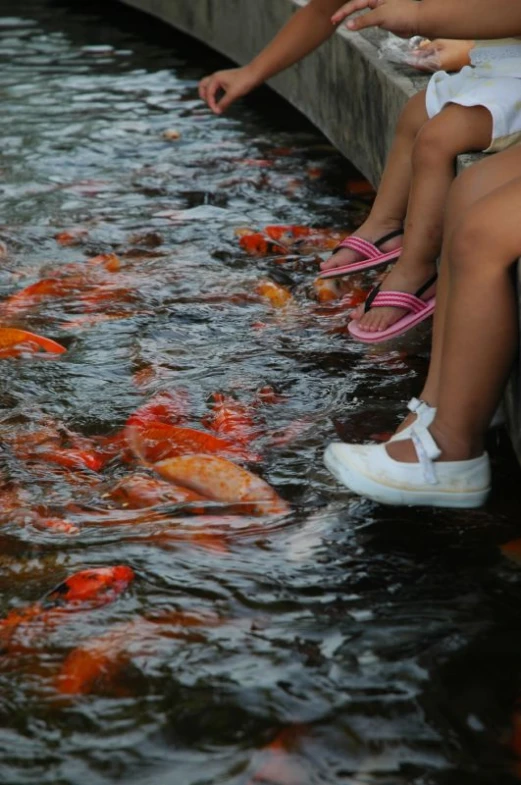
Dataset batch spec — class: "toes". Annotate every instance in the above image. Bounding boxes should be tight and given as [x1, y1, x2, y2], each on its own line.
[356, 307, 406, 333]
[320, 248, 359, 271]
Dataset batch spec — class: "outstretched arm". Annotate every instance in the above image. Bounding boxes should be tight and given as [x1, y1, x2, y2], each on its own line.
[199, 0, 345, 114]
[332, 0, 521, 42]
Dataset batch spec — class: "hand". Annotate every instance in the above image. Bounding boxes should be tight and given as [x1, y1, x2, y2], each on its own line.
[198, 66, 260, 115]
[413, 38, 473, 72]
[331, 0, 421, 39]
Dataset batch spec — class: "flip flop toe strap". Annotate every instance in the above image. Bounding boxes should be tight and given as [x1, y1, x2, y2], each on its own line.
[410, 425, 442, 485]
[365, 289, 430, 315]
[335, 236, 382, 258]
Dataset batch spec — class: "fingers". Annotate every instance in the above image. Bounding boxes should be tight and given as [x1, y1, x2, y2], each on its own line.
[216, 89, 237, 115]
[206, 75, 225, 114]
[331, 0, 379, 25]
[344, 7, 383, 32]
[198, 76, 210, 102]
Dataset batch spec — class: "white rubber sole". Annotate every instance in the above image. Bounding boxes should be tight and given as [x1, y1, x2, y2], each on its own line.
[324, 445, 490, 509]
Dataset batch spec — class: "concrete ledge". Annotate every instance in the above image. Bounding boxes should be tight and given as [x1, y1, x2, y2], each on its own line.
[116, 0, 521, 462]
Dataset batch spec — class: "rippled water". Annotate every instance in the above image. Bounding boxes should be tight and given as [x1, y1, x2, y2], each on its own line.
[1, 2, 521, 784]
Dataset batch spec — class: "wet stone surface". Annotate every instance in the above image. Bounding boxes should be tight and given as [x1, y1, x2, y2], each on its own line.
[0, 2, 521, 785]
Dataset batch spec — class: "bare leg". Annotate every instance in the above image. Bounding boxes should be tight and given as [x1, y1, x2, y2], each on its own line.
[388, 172, 521, 464]
[320, 90, 428, 272]
[421, 145, 521, 409]
[355, 103, 493, 333]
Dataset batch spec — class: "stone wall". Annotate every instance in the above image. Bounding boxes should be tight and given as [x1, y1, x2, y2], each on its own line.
[116, 0, 521, 461]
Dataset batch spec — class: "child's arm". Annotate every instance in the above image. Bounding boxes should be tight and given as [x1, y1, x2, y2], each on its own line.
[199, 0, 346, 114]
[332, 0, 521, 42]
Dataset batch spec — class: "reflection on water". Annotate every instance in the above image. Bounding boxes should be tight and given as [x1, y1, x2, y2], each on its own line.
[1, 2, 521, 784]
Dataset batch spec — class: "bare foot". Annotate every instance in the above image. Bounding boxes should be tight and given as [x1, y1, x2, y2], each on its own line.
[319, 220, 402, 273]
[351, 260, 437, 333]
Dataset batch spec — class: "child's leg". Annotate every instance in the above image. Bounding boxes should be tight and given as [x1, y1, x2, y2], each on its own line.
[387, 170, 521, 466]
[395, 145, 521, 434]
[355, 103, 493, 333]
[320, 90, 429, 272]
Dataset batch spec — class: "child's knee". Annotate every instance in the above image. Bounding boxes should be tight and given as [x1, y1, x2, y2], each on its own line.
[412, 117, 456, 168]
[396, 89, 428, 138]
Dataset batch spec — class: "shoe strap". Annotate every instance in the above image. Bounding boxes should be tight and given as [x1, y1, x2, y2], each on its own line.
[408, 397, 426, 414]
[367, 290, 430, 314]
[335, 236, 382, 258]
[407, 398, 434, 423]
[410, 425, 442, 485]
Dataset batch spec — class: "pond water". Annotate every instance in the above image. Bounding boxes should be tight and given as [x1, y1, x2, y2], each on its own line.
[1, 2, 521, 784]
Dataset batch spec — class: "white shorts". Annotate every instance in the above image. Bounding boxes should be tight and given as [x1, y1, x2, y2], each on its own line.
[426, 64, 521, 152]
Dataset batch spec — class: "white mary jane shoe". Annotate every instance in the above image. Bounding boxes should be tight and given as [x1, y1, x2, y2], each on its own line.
[390, 397, 505, 443]
[324, 424, 491, 508]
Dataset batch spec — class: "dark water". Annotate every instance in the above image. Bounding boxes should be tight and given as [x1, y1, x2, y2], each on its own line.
[1, 2, 521, 784]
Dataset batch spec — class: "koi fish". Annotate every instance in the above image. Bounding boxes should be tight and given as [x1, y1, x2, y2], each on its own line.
[255, 280, 293, 308]
[54, 228, 88, 246]
[104, 474, 209, 509]
[28, 447, 104, 472]
[125, 389, 191, 428]
[86, 253, 121, 272]
[238, 232, 287, 256]
[266, 419, 314, 448]
[149, 454, 289, 516]
[500, 538, 521, 564]
[31, 515, 80, 536]
[0, 328, 66, 357]
[202, 393, 260, 444]
[346, 177, 375, 196]
[56, 609, 221, 696]
[127, 423, 260, 464]
[0, 278, 81, 315]
[255, 385, 288, 406]
[246, 725, 310, 785]
[311, 278, 343, 303]
[0, 566, 134, 652]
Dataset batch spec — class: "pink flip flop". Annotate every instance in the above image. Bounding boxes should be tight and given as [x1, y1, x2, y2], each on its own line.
[348, 274, 437, 344]
[319, 228, 403, 280]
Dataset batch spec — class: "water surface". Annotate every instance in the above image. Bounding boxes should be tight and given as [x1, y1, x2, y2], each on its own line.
[1, 3, 521, 784]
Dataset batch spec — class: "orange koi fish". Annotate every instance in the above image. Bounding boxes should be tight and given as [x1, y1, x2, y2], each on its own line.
[500, 538, 521, 564]
[150, 454, 289, 516]
[105, 474, 209, 509]
[203, 393, 259, 444]
[56, 609, 221, 696]
[346, 177, 375, 196]
[0, 566, 134, 652]
[127, 423, 259, 464]
[246, 725, 310, 785]
[54, 228, 88, 246]
[85, 253, 121, 272]
[28, 447, 104, 472]
[125, 389, 191, 428]
[238, 232, 287, 256]
[255, 280, 293, 307]
[0, 278, 80, 315]
[30, 515, 80, 536]
[255, 385, 287, 405]
[0, 328, 66, 357]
